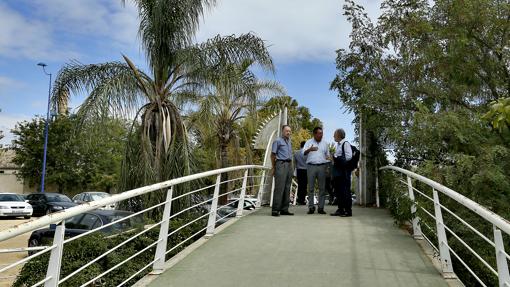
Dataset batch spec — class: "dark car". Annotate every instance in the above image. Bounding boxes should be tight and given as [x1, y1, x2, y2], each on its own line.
[28, 210, 143, 250]
[26, 193, 77, 216]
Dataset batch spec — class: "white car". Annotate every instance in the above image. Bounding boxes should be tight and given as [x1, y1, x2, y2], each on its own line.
[72, 192, 116, 210]
[0, 193, 33, 219]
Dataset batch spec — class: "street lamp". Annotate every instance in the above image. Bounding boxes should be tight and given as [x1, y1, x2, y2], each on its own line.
[37, 62, 52, 193]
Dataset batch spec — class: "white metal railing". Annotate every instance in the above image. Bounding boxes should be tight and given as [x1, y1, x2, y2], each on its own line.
[381, 166, 510, 287]
[0, 165, 269, 287]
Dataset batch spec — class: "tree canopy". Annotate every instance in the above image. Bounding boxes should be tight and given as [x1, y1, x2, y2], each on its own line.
[331, 0, 509, 284]
[12, 116, 128, 194]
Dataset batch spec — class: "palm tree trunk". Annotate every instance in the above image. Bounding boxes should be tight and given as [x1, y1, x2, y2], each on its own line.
[219, 140, 229, 205]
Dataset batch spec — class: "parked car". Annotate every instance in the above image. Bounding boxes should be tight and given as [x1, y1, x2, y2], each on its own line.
[26, 193, 77, 216]
[0, 193, 33, 219]
[227, 198, 257, 210]
[73, 192, 116, 210]
[28, 210, 144, 251]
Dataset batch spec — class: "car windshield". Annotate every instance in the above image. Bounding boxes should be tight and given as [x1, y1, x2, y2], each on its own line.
[90, 193, 110, 201]
[0, 194, 24, 202]
[46, 194, 72, 202]
[109, 214, 144, 231]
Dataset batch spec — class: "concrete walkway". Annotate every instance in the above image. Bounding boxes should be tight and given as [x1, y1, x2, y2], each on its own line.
[148, 206, 447, 287]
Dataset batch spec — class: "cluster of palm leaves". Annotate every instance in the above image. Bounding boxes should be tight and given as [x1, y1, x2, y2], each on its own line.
[51, 0, 283, 212]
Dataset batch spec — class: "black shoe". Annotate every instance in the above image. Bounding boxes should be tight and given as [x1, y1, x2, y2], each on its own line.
[280, 211, 294, 216]
[271, 211, 280, 217]
[307, 208, 315, 214]
[318, 208, 326, 215]
[340, 213, 352, 217]
[330, 209, 344, 216]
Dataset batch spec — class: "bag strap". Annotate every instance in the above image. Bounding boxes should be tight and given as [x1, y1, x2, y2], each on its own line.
[341, 141, 347, 158]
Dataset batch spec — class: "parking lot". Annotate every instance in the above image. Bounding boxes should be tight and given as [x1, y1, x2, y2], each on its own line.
[0, 218, 32, 287]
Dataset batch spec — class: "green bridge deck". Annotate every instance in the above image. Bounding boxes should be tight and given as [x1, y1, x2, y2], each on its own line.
[146, 206, 448, 287]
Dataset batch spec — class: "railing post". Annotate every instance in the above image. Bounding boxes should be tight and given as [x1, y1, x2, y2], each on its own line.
[44, 220, 65, 287]
[236, 170, 249, 217]
[432, 188, 455, 278]
[493, 226, 510, 286]
[206, 174, 222, 236]
[152, 186, 173, 273]
[375, 166, 380, 208]
[407, 176, 422, 239]
[256, 171, 265, 209]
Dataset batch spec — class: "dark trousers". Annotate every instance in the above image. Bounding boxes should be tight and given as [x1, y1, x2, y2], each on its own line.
[296, 169, 307, 204]
[272, 161, 292, 212]
[334, 170, 352, 215]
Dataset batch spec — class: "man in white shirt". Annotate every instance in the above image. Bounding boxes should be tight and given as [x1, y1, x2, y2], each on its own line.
[331, 128, 353, 217]
[303, 127, 330, 214]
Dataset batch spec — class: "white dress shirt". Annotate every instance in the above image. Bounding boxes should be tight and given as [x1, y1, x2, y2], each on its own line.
[334, 139, 352, 161]
[303, 138, 330, 164]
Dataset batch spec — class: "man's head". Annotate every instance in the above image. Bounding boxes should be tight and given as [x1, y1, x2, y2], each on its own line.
[334, 128, 345, 142]
[312, 127, 323, 141]
[300, 141, 306, 148]
[282, 125, 291, 139]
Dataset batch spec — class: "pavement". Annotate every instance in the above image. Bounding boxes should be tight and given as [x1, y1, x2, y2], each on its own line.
[148, 205, 448, 287]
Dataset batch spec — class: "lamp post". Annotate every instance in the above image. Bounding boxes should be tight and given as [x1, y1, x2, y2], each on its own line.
[37, 62, 52, 193]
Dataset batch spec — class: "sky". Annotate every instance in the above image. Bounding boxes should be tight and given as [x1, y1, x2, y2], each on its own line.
[0, 0, 383, 146]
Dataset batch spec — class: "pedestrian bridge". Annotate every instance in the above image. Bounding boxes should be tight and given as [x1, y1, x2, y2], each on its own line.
[0, 165, 509, 287]
[143, 206, 449, 287]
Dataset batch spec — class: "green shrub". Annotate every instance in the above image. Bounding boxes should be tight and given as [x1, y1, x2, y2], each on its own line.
[14, 214, 207, 287]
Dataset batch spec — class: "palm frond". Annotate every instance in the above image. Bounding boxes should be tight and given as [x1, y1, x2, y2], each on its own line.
[124, 0, 217, 77]
[179, 33, 275, 88]
[52, 61, 150, 120]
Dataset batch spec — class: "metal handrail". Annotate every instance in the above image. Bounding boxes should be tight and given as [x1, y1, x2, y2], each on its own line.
[383, 166, 510, 234]
[0, 165, 268, 242]
[0, 165, 269, 287]
[382, 165, 510, 286]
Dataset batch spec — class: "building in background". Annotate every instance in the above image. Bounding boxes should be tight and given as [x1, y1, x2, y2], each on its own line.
[0, 149, 33, 194]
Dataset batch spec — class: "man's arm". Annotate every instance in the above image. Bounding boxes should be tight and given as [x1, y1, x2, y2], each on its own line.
[344, 141, 353, 161]
[303, 141, 317, 155]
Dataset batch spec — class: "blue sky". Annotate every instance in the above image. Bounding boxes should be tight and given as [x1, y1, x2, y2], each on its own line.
[0, 0, 382, 145]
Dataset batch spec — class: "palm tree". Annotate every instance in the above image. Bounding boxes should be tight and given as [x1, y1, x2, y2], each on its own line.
[51, 0, 274, 212]
[190, 60, 284, 203]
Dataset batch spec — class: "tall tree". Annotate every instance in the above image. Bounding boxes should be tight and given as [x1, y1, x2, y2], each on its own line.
[331, 0, 510, 284]
[11, 116, 128, 194]
[190, 60, 283, 202]
[52, 0, 274, 210]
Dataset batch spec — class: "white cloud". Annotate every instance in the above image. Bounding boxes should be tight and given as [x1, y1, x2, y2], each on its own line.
[0, 76, 24, 91]
[0, 113, 31, 145]
[0, 3, 78, 61]
[0, 1, 139, 61]
[196, 0, 383, 62]
[28, 0, 139, 48]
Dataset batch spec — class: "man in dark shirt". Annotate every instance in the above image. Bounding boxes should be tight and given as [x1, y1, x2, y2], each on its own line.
[271, 125, 294, 217]
[293, 141, 307, 205]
